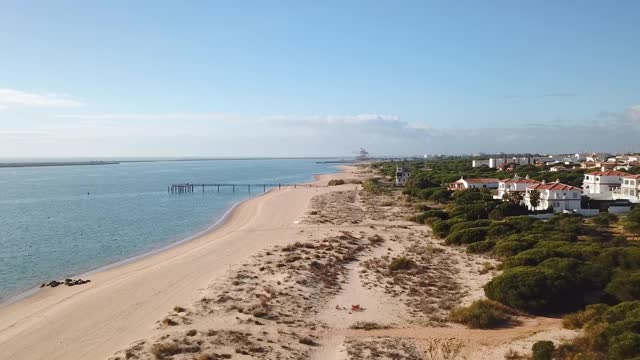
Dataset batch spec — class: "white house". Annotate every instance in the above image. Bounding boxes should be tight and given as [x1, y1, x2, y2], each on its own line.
[582, 170, 630, 200]
[613, 174, 640, 203]
[524, 181, 583, 212]
[496, 174, 540, 199]
[449, 177, 500, 191]
[472, 159, 492, 168]
[395, 166, 411, 186]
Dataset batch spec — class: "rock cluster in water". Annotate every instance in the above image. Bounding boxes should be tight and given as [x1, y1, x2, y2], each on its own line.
[41, 278, 91, 288]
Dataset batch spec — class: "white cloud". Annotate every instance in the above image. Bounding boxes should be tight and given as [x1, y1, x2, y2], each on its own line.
[53, 112, 237, 121]
[264, 113, 401, 125]
[0, 88, 83, 108]
[625, 105, 640, 122]
[6, 106, 638, 157]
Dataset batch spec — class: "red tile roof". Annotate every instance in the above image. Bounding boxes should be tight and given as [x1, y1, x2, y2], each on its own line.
[464, 178, 500, 184]
[586, 170, 630, 176]
[503, 178, 541, 184]
[623, 174, 640, 179]
[527, 182, 582, 191]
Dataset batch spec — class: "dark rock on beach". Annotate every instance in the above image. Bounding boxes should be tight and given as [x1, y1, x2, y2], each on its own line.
[41, 278, 91, 288]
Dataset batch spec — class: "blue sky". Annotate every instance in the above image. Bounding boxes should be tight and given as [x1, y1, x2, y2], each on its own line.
[1, 1, 639, 157]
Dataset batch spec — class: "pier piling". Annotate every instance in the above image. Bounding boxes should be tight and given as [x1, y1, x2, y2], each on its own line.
[168, 182, 318, 195]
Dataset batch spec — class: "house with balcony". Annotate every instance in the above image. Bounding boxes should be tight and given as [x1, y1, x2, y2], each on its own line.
[613, 174, 640, 203]
[582, 170, 630, 200]
[496, 174, 540, 200]
[524, 181, 583, 212]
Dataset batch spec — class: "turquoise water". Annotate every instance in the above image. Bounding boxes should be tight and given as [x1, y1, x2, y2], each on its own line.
[0, 159, 337, 302]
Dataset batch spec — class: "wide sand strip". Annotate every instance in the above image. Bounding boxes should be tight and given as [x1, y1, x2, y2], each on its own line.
[0, 168, 359, 360]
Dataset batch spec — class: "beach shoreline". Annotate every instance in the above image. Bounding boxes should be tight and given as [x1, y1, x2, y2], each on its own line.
[0, 166, 340, 308]
[0, 164, 356, 360]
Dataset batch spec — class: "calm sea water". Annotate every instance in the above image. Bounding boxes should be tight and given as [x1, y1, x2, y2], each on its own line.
[0, 159, 337, 302]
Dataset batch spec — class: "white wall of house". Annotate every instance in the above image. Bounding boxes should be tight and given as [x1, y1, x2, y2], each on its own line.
[496, 175, 539, 199]
[583, 171, 629, 200]
[609, 206, 632, 214]
[463, 179, 499, 189]
[472, 159, 491, 168]
[449, 178, 499, 190]
[573, 209, 600, 217]
[524, 184, 582, 212]
[612, 176, 640, 203]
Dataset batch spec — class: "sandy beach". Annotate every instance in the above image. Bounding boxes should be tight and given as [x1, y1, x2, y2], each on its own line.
[0, 166, 356, 360]
[0, 165, 573, 360]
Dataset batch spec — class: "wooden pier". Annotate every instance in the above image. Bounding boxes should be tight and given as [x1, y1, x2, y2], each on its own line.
[168, 183, 317, 193]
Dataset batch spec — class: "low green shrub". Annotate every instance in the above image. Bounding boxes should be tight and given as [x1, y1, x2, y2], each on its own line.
[484, 259, 588, 314]
[431, 220, 451, 238]
[605, 270, 640, 302]
[563, 303, 609, 329]
[448, 300, 511, 329]
[362, 178, 385, 194]
[449, 219, 491, 233]
[328, 179, 346, 186]
[531, 341, 554, 360]
[388, 256, 416, 271]
[559, 301, 640, 360]
[445, 227, 489, 245]
[502, 248, 564, 268]
[467, 240, 496, 254]
[493, 240, 537, 259]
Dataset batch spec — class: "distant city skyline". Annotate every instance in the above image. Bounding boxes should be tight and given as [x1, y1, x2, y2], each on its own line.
[1, 1, 639, 157]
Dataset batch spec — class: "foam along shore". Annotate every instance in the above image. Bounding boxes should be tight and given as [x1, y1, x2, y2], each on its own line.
[0, 166, 360, 360]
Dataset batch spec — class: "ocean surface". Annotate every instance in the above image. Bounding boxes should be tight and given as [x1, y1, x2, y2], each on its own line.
[0, 159, 337, 302]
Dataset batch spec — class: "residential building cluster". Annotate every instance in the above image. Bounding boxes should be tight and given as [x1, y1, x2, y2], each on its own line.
[393, 152, 638, 215]
[449, 152, 640, 215]
[471, 152, 639, 173]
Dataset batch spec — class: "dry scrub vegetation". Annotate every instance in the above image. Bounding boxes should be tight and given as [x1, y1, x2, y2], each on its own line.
[360, 240, 464, 323]
[113, 329, 309, 360]
[303, 190, 365, 225]
[345, 337, 422, 360]
[112, 175, 528, 360]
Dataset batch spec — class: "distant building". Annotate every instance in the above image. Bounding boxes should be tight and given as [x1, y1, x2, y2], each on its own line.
[613, 174, 640, 203]
[395, 165, 411, 186]
[496, 174, 540, 199]
[524, 181, 583, 212]
[584, 153, 612, 163]
[356, 148, 370, 161]
[472, 157, 534, 169]
[449, 177, 500, 191]
[582, 170, 630, 200]
[471, 159, 492, 168]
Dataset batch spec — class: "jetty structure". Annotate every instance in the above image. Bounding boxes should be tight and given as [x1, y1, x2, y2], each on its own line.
[168, 183, 317, 193]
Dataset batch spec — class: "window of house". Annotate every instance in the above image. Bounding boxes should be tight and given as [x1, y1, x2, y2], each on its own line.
[596, 177, 600, 181]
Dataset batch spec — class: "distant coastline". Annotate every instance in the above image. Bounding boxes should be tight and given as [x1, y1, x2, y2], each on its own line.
[0, 161, 120, 168]
[0, 157, 354, 169]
